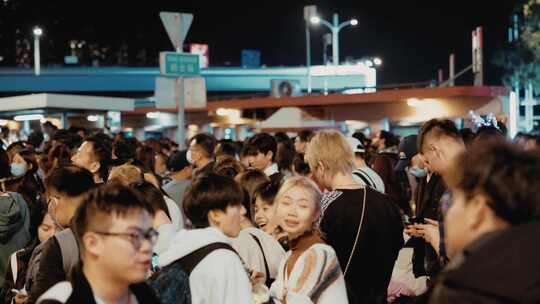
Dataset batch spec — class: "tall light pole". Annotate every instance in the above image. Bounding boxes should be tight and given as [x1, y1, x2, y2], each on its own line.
[304, 6, 317, 94]
[311, 13, 358, 66]
[33, 26, 43, 76]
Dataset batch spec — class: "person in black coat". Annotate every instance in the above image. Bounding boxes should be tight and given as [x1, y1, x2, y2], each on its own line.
[305, 130, 403, 304]
[429, 140, 540, 303]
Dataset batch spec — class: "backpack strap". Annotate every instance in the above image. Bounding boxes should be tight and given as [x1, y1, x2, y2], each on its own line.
[55, 229, 80, 276]
[177, 242, 236, 276]
[353, 171, 375, 188]
[249, 233, 272, 287]
[11, 252, 18, 284]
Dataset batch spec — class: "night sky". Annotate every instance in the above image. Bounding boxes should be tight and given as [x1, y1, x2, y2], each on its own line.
[1, 0, 518, 86]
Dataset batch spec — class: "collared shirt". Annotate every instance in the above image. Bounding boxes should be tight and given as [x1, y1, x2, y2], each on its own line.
[264, 163, 279, 177]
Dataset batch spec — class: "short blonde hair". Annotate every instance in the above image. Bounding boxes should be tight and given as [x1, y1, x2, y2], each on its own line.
[275, 176, 322, 214]
[108, 164, 143, 186]
[305, 130, 354, 177]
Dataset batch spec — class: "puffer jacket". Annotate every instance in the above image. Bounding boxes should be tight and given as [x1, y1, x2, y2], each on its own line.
[0, 192, 30, 288]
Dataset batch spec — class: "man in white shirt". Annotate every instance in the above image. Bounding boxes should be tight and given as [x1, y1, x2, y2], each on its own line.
[158, 173, 253, 304]
[244, 133, 280, 180]
[347, 137, 386, 193]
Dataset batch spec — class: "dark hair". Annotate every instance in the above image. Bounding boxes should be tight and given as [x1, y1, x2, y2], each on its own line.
[44, 142, 72, 174]
[135, 146, 156, 174]
[53, 130, 82, 150]
[235, 169, 270, 201]
[183, 173, 243, 228]
[113, 139, 137, 162]
[276, 141, 295, 173]
[93, 133, 113, 147]
[45, 165, 95, 197]
[68, 126, 88, 138]
[252, 180, 280, 207]
[448, 140, 540, 225]
[73, 183, 155, 252]
[216, 141, 238, 158]
[244, 133, 277, 161]
[0, 146, 10, 179]
[213, 155, 244, 179]
[475, 126, 506, 143]
[10, 149, 44, 200]
[241, 188, 252, 220]
[190, 133, 217, 159]
[379, 130, 399, 147]
[293, 153, 311, 176]
[27, 131, 44, 149]
[274, 132, 291, 144]
[352, 131, 367, 145]
[459, 128, 476, 146]
[85, 136, 113, 182]
[18, 149, 39, 175]
[42, 121, 57, 131]
[31, 199, 48, 240]
[6, 141, 26, 157]
[131, 181, 170, 219]
[1, 126, 9, 137]
[418, 119, 461, 153]
[297, 130, 314, 143]
[143, 138, 162, 154]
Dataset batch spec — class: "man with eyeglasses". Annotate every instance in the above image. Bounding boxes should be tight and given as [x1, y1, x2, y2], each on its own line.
[26, 166, 95, 304]
[36, 183, 160, 304]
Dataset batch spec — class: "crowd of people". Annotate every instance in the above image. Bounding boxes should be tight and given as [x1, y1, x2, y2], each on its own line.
[0, 118, 538, 304]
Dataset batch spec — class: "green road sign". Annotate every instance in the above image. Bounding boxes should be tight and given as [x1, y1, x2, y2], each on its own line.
[159, 52, 200, 76]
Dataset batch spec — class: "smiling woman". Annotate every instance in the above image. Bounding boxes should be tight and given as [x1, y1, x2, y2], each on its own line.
[269, 177, 348, 304]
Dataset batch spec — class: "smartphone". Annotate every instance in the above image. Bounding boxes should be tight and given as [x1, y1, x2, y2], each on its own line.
[403, 215, 425, 226]
[151, 253, 160, 272]
[411, 217, 426, 225]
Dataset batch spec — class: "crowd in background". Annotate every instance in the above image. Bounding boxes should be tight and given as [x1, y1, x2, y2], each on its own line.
[0, 118, 538, 304]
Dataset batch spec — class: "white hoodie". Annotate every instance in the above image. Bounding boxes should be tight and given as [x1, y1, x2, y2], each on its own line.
[159, 227, 253, 304]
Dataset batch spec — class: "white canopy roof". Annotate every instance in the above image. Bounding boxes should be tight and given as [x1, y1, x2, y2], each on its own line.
[0, 93, 135, 112]
[259, 107, 335, 130]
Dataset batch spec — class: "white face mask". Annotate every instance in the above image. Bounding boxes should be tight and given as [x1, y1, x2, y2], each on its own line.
[10, 162, 28, 177]
[409, 167, 428, 178]
[186, 149, 195, 165]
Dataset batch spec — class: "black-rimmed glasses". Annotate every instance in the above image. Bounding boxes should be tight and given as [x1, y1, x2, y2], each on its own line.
[92, 228, 159, 251]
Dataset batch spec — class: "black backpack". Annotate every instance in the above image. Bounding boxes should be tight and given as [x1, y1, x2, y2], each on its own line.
[148, 242, 235, 304]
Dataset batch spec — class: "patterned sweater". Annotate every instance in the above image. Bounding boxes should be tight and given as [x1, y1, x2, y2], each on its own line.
[270, 233, 349, 304]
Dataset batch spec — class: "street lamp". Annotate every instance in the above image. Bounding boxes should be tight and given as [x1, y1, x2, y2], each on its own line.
[310, 13, 358, 65]
[304, 5, 318, 94]
[373, 57, 383, 66]
[33, 26, 42, 76]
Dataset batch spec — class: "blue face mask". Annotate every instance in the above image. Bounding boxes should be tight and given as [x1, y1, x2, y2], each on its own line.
[409, 167, 428, 178]
[10, 162, 27, 177]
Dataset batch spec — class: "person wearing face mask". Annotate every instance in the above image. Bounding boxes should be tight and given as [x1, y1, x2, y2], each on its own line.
[26, 166, 95, 304]
[6, 149, 45, 205]
[187, 133, 217, 178]
[394, 135, 422, 216]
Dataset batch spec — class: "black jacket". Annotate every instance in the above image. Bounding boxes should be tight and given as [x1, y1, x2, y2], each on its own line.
[411, 174, 447, 278]
[320, 187, 404, 304]
[38, 263, 160, 304]
[27, 235, 68, 304]
[429, 222, 540, 304]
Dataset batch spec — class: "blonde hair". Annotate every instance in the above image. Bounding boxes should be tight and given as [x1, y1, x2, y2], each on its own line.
[305, 130, 354, 177]
[108, 164, 143, 186]
[275, 176, 322, 224]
